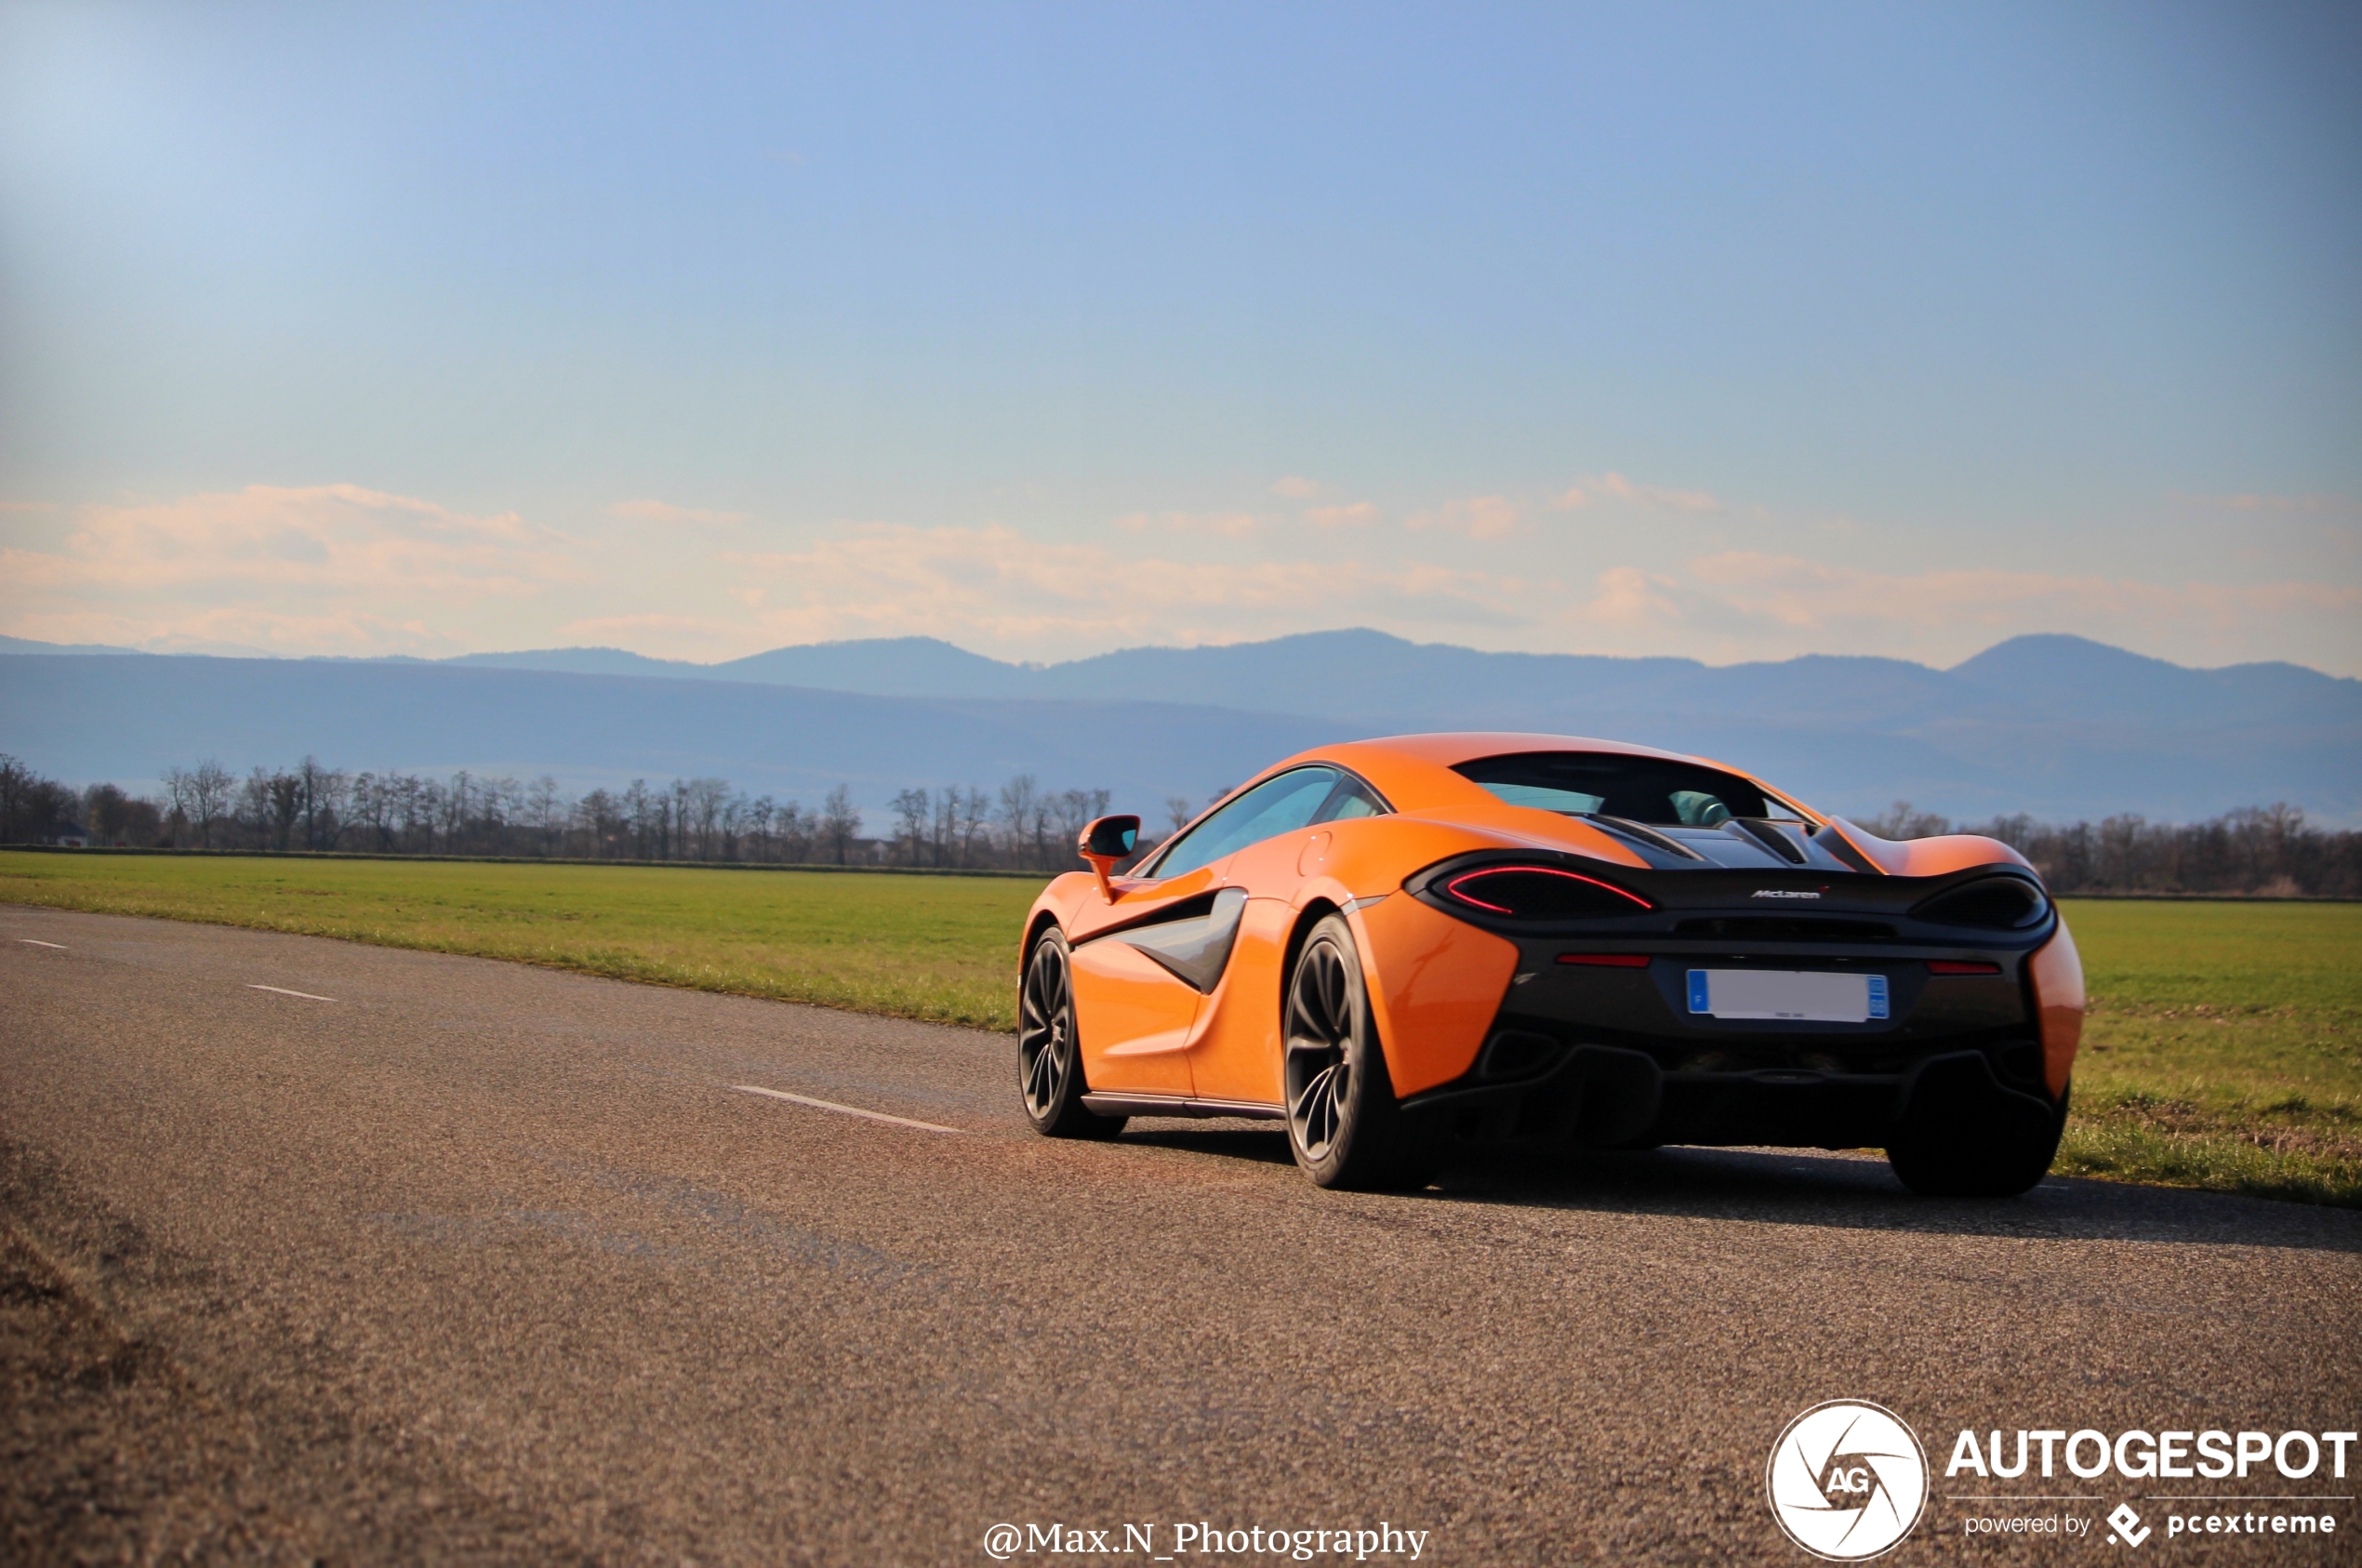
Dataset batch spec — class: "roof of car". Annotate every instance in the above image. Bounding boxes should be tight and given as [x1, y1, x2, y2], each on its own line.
[1264, 732, 1755, 817]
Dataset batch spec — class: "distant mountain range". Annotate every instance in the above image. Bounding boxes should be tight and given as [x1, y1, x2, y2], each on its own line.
[2, 631, 2355, 824]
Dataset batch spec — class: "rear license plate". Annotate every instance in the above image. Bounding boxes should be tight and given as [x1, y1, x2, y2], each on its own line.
[1687, 969, 1889, 1023]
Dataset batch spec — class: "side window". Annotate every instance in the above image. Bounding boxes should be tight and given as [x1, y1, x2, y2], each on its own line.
[1317, 777, 1387, 823]
[1149, 767, 1340, 880]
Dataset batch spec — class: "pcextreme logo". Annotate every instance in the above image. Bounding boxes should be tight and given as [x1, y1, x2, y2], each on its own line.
[1767, 1401, 1931, 1561]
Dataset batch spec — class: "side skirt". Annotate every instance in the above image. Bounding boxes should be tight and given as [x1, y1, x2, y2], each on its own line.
[1079, 1092, 1287, 1122]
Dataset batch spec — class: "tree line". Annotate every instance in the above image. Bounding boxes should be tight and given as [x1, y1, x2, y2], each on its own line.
[0, 754, 1190, 873]
[3, 752, 2355, 893]
[1858, 800, 2359, 897]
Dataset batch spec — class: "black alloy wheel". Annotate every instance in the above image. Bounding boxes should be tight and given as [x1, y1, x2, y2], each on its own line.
[1887, 1081, 2070, 1198]
[1282, 913, 1433, 1189]
[1017, 929, 1123, 1139]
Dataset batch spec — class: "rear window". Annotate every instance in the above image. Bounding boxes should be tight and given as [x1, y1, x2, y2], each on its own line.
[1454, 751, 1782, 826]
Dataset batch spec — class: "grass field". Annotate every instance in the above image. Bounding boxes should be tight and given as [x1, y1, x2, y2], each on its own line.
[0, 852, 1042, 1030]
[2051, 899, 2360, 1206]
[3, 851, 2355, 1205]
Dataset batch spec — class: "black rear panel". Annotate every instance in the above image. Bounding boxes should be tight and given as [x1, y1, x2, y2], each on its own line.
[1400, 849, 2059, 1150]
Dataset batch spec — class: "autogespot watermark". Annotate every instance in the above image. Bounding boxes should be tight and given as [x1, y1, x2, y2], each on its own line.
[980, 1521, 1431, 1561]
[1943, 1425, 2354, 1550]
[1768, 1402, 2356, 1556]
[1767, 1400, 1931, 1561]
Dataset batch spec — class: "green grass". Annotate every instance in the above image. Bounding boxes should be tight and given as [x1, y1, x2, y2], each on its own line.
[2053, 898, 2361, 1206]
[0, 850, 1044, 1030]
[3, 854, 2355, 1204]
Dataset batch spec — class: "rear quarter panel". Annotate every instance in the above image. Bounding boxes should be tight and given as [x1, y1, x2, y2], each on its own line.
[1354, 892, 1521, 1097]
[2027, 915, 2086, 1097]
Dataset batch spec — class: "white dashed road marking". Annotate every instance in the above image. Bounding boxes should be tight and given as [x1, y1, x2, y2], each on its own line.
[729, 1083, 965, 1135]
[19, 939, 66, 949]
[248, 984, 338, 1002]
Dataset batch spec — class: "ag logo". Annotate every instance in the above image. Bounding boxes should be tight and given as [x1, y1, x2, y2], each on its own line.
[1766, 1400, 1930, 1561]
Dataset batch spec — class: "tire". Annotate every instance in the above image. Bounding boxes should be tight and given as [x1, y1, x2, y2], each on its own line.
[1018, 929, 1125, 1139]
[1888, 1082, 2069, 1198]
[1282, 914, 1435, 1190]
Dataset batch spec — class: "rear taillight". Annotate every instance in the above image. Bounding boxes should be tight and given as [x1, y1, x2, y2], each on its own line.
[1558, 952, 1651, 968]
[1440, 866, 1653, 919]
[1927, 960, 2002, 976]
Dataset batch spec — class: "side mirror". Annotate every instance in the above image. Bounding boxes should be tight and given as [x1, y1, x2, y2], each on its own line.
[1078, 814, 1141, 900]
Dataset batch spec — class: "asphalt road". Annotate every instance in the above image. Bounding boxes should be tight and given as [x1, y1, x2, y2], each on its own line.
[3, 906, 2355, 1566]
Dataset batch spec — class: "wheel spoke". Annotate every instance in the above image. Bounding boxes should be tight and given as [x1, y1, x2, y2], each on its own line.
[1320, 950, 1347, 1035]
[1292, 1062, 1342, 1154]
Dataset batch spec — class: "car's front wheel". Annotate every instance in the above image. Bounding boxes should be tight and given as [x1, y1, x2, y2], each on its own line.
[1283, 913, 1434, 1189]
[1018, 929, 1124, 1139]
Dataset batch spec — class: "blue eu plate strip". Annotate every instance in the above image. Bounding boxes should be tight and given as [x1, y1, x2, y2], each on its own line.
[1687, 969, 1711, 1015]
[1867, 974, 1891, 1019]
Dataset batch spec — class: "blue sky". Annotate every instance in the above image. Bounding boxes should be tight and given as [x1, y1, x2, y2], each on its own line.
[3, 1, 2356, 671]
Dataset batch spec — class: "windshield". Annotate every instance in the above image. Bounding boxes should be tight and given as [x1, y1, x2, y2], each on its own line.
[1454, 751, 1787, 826]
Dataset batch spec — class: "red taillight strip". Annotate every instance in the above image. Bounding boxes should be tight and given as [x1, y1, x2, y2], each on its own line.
[1927, 960, 2002, 975]
[1440, 866, 1655, 912]
[1557, 952, 1652, 968]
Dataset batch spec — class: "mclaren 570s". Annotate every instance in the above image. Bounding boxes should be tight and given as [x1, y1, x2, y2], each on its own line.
[1016, 733, 2081, 1196]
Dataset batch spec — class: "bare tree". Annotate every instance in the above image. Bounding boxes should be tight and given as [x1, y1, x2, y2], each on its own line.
[1864, 801, 1951, 840]
[891, 788, 931, 865]
[997, 775, 1041, 870]
[189, 760, 232, 849]
[624, 780, 653, 859]
[958, 788, 991, 869]
[821, 786, 862, 864]
[1049, 789, 1109, 870]
[298, 756, 345, 850]
[0, 754, 76, 844]
[684, 777, 732, 860]
[930, 788, 961, 867]
[527, 776, 562, 855]
[263, 770, 303, 850]
[776, 800, 812, 863]
[1166, 795, 1195, 834]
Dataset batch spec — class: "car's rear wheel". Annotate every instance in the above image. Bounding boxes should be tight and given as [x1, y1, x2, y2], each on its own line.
[1018, 929, 1125, 1139]
[1887, 1082, 2069, 1198]
[1283, 914, 1434, 1189]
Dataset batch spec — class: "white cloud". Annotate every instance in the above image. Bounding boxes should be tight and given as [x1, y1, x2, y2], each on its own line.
[1671, 551, 2362, 666]
[721, 524, 1531, 653]
[6, 475, 2354, 675]
[1577, 566, 1684, 630]
[1114, 510, 1262, 538]
[1687, 551, 2356, 625]
[1270, 475, 1322, 498]
[1554, 472, 1723, 513]
[0, 483, 577, 656]
[1404, 495, 1522, 539]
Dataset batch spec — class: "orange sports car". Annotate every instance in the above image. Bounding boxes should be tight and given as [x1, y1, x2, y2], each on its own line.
[1016, 733, 2082, 1196]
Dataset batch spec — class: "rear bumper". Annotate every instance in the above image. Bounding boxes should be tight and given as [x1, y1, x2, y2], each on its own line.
[1400, 1043, 2061, 1154]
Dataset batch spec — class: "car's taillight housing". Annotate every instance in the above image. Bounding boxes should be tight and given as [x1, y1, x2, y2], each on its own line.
[1912, 875, 2050, 931]
[1438, 865, 1654, 920]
